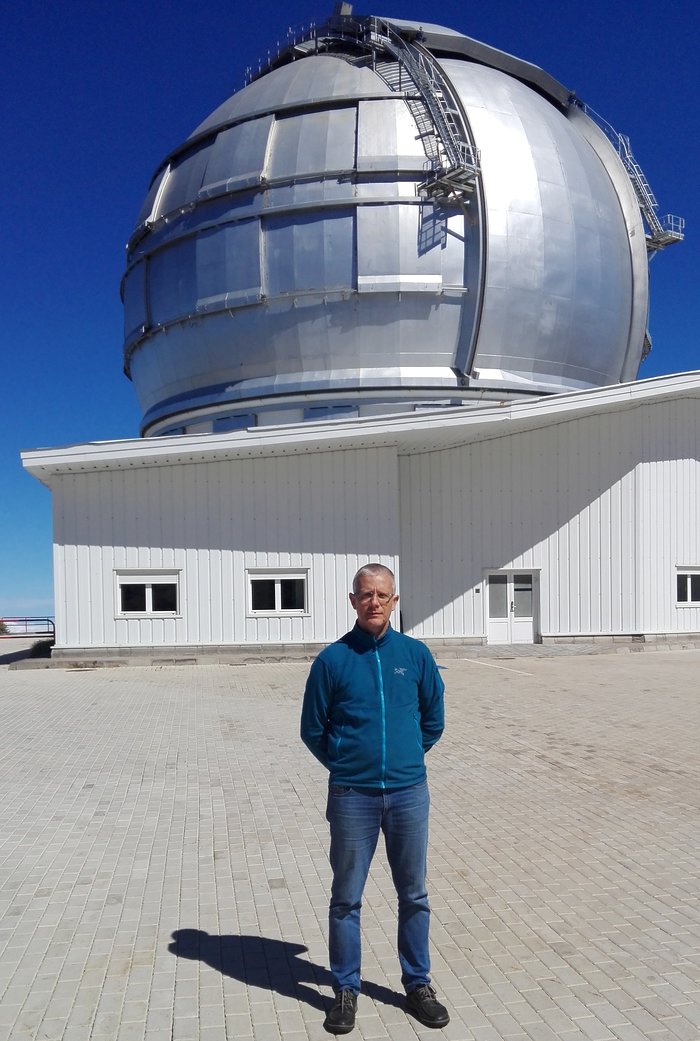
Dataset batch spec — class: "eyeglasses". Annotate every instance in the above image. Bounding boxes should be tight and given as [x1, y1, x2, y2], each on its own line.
[355, 591, 396, 604]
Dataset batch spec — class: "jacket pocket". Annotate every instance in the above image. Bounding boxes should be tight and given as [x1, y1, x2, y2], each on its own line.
[328, 724, 345, 761]
[414, 713, 424, 754]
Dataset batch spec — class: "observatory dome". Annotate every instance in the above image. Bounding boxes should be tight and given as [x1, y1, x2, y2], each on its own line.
[123, 12, 673, 437]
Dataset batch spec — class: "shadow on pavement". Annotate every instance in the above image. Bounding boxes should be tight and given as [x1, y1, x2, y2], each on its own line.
[0, 638, 54, 666]
[0, 647, 33, 665]
[168, 929, 404, 1011]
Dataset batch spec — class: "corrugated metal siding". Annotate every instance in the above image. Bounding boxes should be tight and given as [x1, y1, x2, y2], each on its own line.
[638, 398, 700, 633]
[52, 447, 399, 649]
[401, 400, 700, 639]
[52, 397, 700, 648]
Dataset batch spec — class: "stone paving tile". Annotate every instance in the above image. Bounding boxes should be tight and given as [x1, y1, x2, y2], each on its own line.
[0, 652, 700, 1039]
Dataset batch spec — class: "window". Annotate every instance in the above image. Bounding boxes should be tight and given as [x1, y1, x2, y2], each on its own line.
[248, 571, 308, 615]
[513, 574, 533, 618]
[116, 571, 180, 616]
[303, 405, 358, 422]
[488, 574, 507, 619]
[676, 571, 700, 605]
[213, 413, 256, 433]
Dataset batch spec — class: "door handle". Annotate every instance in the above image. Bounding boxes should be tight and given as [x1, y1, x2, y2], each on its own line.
[510, 601, 514, 613]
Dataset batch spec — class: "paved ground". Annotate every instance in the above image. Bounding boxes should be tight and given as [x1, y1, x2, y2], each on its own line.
[0, 651, 699, 1041]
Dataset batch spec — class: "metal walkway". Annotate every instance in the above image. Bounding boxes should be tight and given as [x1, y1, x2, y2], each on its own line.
[253, 12, 682, 246]
[362, 17, 480, 201]
[578, 102, 684, 252]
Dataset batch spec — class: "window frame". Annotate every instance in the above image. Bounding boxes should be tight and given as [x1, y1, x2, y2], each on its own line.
[675, 569, 700, 606]
[115, 570, 181, 618]
[246, 569, 310, 617]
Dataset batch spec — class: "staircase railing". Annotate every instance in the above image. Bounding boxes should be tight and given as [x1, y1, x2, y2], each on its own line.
[579, 102, 684, 251]
[270, 14, 481, 202]
[363, 18, 480, 199]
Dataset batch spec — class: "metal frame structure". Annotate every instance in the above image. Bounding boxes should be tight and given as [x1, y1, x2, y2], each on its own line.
[261, 11, 684, 244]
[575, 101, 684, 253]
[297, 15, 482, 202]
[22, 373, 700, 652]
[120, 7, 683, 437]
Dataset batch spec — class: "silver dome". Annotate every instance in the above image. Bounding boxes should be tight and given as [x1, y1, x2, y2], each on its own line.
[122, 12, 676, 436]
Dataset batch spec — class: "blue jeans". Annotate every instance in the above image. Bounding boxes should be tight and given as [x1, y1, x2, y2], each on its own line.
[325, 780, 431, 995]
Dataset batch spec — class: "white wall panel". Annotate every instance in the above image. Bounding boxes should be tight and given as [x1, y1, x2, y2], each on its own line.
[402, 407, 639, 638]
[50, 396, 700, 649]
[637, 398, 700, 633]
[52, 446, 400, 649]
[400, 398, 700, 640]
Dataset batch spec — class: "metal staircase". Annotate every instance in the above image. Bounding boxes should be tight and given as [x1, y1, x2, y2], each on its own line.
[373, 59, 443, 170]
[362, 18, 480, 201]
[257, 14, 682, 247]
[579, 103, 684, 252]
[297, 14, 480, 202]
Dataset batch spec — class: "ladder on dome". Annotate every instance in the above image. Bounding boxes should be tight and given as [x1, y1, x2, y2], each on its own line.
[329, 15, 481, 201]
[617, 134, 684, 250]
[368, 18, 480, 200]
[579, 103, 684, 253]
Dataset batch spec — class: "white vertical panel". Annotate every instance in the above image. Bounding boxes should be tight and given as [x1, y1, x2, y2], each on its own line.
[97, 472, 113, 646]
[63, 476, 83, 647]
[400, 403, 649, 640]
[52, 482, 69, 647]
[636, 398, 700, 634]
[218, 460, 234, 642]
[208, 461, 223, 644]
[50, 395, 700, 650]
[49, 444, 399, 648]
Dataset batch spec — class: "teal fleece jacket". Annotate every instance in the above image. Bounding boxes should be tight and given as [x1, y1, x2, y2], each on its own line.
[300, 623, 445, 789]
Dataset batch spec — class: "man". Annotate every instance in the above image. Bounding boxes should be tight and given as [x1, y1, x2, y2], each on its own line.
[301, 563, 449, 1034]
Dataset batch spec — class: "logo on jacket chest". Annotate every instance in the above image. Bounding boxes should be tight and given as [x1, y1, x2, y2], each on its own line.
[394, 666, 407, 676]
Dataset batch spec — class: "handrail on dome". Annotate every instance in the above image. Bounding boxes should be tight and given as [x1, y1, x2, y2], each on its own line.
[363, 17, 481, 201]
[576, 101, 684, 253]
[248, 11, 481, 203]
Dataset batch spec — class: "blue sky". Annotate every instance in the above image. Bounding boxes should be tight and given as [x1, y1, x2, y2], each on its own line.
[1, 0, 697, 618]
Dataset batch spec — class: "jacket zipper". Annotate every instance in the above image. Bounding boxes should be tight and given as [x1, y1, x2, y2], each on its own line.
[374, 644, 386, 788]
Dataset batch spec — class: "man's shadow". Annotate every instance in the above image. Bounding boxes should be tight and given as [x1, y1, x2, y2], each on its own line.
[169, 929, 404, 1012]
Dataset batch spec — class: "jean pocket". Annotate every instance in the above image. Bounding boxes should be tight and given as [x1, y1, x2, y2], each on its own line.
[329, 783, 353, 796]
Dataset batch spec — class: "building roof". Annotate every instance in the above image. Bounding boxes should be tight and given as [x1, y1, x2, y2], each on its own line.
[22, 371, 700, 488]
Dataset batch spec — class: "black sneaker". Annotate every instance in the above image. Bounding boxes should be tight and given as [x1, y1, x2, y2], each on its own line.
[324, 989, 357, 1034]
[406, 984, 450, 1028]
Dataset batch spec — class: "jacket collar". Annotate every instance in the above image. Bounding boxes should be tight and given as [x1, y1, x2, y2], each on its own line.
[351, 622, 394, 650]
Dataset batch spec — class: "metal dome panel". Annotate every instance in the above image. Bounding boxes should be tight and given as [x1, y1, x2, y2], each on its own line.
[440, 59, 640, 390]
[189, 56, 390, 139]
[122, 13, 668, 436]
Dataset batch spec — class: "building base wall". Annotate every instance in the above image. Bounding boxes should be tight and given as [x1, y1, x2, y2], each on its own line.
[23, 375, 700, 653]
[41, 631, 700, 669]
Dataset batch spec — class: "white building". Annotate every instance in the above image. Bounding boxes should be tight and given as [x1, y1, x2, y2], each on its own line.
[22, 373, 700, 660]
[23, 13, 690, 658]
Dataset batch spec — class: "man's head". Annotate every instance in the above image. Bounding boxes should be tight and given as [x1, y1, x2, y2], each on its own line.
[350, 563, 398, 638]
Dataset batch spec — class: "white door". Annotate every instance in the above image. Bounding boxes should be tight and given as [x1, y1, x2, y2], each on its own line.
[487, 572, 536, 644]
